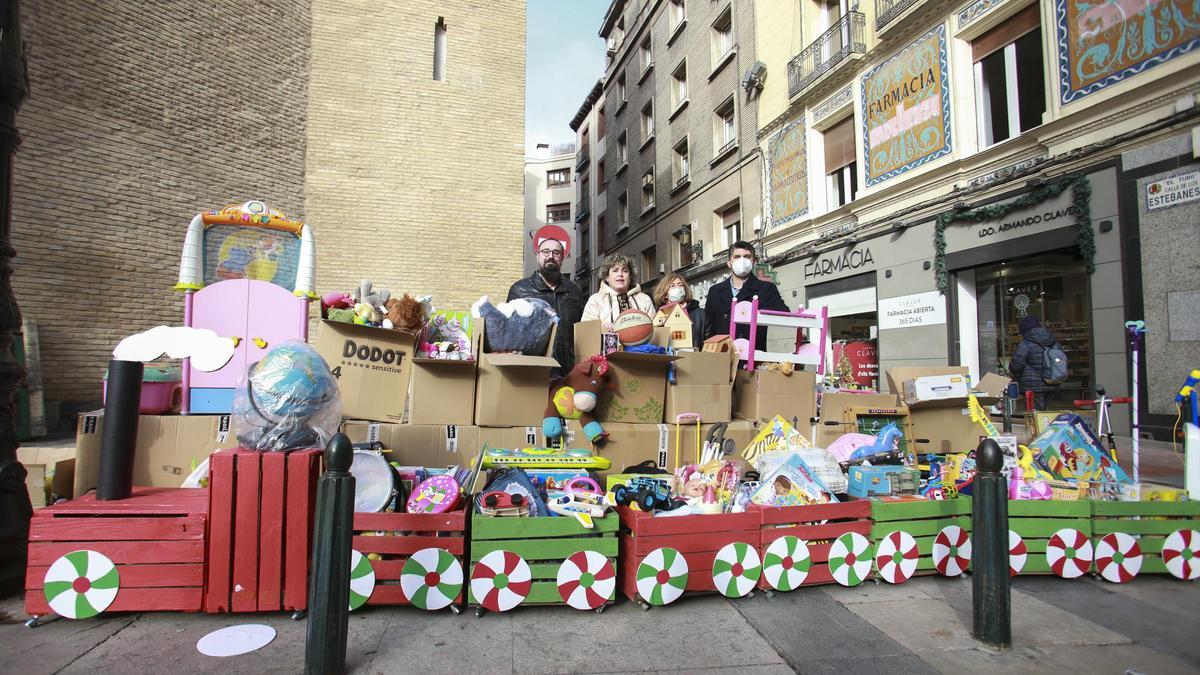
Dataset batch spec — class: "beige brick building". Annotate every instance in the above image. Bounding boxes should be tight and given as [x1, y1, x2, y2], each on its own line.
[12, 1, 525, 426]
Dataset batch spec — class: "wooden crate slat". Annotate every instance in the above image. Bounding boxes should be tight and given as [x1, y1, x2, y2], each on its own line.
[231, 452, 261, 612]
[471, 537, 618, 562]
[30, 540, 205, 565]
[871, 499, 970, 521]
[257, 452, 286, 612]
[472, 513, 618, 540]
[762, 519, 871, 544]
[368, 558, 407, 580]
[354, 511, 466, 532]
[632, 530, 758, 557]
[1008, 500, 1091, 517]
[527, 562, 562, 579]
[871, 517, 971, 539]
[1010, 518, 1092, 538]
[1140, 558, 1169, 575]
[618, 507, 759, 537]
[29, 515, 206, 542]
[39, 487, 210, 515]
[1093, 519, 1200, 536]
[1092, 501, 1200, 517]
[26, 586, 203, 615]
[756, 501, 870, 525]
[353, 534, 466, 556]
[283, 450, 319, 612]
[205, 450, 236, 613]
[26, 562, 204, 590]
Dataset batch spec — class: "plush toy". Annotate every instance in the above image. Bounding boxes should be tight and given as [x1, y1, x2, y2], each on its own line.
[543, 355, 611, 444]
[471, 295, 558, 355]
[321, 291, 353, 318]
[357, 280, 391, 309]
[353, 302, 381, 325]
[327, 307, 356, 324]
[382, 294, 426, 332]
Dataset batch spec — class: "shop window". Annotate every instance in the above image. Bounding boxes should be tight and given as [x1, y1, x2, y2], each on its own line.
[717, 201, 740, 250]
[823, 115, 857, 208]
[547, 168, 570, 187]
[973, 4, 1045, 147]
[546, 203, 570, 224]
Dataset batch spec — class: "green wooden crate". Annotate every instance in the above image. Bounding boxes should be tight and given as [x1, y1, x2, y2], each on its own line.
[1091, 500, 1200, 576]
[870, 499, 972, 576]
[1007, 499, 1093, 575]
[469, 512, 619, 609]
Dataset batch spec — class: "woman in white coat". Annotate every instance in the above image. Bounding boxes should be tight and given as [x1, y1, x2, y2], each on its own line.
[582, 253, 655, 330]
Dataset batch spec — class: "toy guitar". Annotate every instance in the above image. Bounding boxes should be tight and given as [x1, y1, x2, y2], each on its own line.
[482, 445, 612, 470]
[966, 394, 1000, 438]
[547, 491, 610, 528]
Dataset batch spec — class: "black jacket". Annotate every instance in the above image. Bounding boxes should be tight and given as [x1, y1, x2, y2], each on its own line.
[507, 271, 585, 375]
[1008, 325, 1059, 394]
[703, 274, 789, 353]
[683, 299, 706, 350]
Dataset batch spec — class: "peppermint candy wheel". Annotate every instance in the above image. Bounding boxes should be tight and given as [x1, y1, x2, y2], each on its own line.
[635, 547, 688, 606]
[828, 532, 873, 587]
[556, 550, 616, 610]
[1046, 528, 1093, 579]
[1161, 529, 1200, 581]
[43, 550, 119, 619]
[1094, 533, 1142, 584]
[401, 547, 463, 610]
[470, 550, 532, 612]
[763, 536, 810, 591]
[348, 549, 375, 611]
[875, 531, 919, 584]
[1009, 530, 1027, 577]
[932, 525, 972, 577]
[712, 542, 762, 598]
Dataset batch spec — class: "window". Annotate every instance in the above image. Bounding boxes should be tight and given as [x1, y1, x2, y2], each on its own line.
[640, 36, 653, 77]
[823, 116, 857, 207]
[617, 192, 629, 230]
[973, 5, 1045, 147]
[676, 228, 695, 267]
[617, 131, 628, 165]
[713, 95, 736, 157]
[547, 168, 570, 187]
[669, 0, 686, 34]
[598, 160, 607, 191]
[642, 245, 658, 281]
[597, 213, 607, 249]
[642, 167, 656, 211]
[711, 7, 733, 68]
[598, 105, 606, 139]
[718, 201, 741, 250]
[433, 17, 447, 81]
[671, 60, 688, 111]
[617, 72, 627, 106]
[547, 202, 570, 223]
[641, 101, 655, 144]
[672, 137, 690, 188]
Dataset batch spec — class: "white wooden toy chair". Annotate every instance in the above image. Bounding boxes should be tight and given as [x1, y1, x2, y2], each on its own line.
[729, 297, 829, 373]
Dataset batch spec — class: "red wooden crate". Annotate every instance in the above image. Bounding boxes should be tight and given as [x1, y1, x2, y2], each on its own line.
[352, 507, 468, 607]
[205, 448, 320, 613]
[753, 500, 872, 588]
[617, 506, 760, 602]
[25, 487, 208, 616]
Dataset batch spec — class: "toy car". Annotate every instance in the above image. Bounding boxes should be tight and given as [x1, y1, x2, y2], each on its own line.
[612, 475, 674, 511]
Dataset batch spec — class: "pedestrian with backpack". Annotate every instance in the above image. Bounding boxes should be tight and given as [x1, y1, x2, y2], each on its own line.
[1008, 315, 1068, 410]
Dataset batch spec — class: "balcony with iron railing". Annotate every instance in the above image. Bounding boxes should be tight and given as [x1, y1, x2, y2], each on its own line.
[875, 0, 946, 35]
[787, 12, 866, 99]
[576, 151, 590, 173]
[575, 196, 591, 222]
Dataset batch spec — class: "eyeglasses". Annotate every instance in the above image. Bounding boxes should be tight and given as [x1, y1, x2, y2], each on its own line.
[538, 249, 564, 258]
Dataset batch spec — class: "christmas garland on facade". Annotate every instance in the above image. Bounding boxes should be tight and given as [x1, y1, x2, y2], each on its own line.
[934, 174, 1094, 292]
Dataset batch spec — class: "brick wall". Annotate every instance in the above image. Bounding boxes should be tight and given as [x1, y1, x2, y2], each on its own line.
[12, 1, 311, 420]
[306, 1, 526, 312]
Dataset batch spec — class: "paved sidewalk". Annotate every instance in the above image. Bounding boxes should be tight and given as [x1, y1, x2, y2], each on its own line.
[3, 574, 1198, 674]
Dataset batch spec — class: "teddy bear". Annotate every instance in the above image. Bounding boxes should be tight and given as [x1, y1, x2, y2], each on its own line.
[382, 294, 426, 332]
[543, 355, 611, 444]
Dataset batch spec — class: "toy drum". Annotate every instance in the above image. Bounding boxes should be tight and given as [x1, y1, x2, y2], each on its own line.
[350, 449, 399, 512]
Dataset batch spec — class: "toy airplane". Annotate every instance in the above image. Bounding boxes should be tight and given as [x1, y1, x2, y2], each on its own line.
[482, 445, 612, 470]
[547, 491, 610, 528]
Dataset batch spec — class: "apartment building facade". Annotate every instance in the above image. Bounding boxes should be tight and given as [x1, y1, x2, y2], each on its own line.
[523, 145, 578, 277]
[598, 0, 764, 298]
[751, 0, 1199, 437]
[570, 80, 607, 294]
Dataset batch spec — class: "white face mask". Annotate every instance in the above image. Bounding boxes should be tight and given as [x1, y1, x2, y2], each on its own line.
[731, 258, 754, 277]
[667, 287, 687, 302]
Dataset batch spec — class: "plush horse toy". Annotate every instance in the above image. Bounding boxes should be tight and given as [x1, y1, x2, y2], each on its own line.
[544, 355, 611, 444]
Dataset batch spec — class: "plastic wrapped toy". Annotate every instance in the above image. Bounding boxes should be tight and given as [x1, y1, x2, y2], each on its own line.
[471, 295, 558, 354]
[233, 340, 342, 452]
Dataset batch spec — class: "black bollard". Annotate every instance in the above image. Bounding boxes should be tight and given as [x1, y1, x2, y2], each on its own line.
[305, 433, 355, 675]
[971, 437, 1011, 647]
[98, 359, 143, 500]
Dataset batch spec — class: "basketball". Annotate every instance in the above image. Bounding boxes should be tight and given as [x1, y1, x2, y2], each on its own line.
[613, 309, 653, 346]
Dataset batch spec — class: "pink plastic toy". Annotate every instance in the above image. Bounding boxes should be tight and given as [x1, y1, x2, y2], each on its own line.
[729, 297, 829, 373]
[406, 475, 462, 514]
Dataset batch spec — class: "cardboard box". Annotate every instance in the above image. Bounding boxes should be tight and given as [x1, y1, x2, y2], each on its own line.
[672, 350, 737, 386]
[574, 320, 676, 425]
[340, 420, 480, 468]
[17, 446, 76, 507]
[903, 374, 969, 405]
[474, 320, 559, 427]
[733, 369, 816, 424]
[815, 392, 902, 447]
[315, 320, 418, 423]
[409, 359, 476, 425]
[905, 405, 980, 454]
[73, 412, 238, 497]
[665, 384, 733, 423]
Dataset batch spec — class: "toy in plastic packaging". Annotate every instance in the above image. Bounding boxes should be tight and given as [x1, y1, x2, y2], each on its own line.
[751, 454, 837, 507]
[741, 415, 812, 466]
[1029, 414, 1132, 485]
[756, 446, 846, 494]
[471, 296, 558, 355]
[233, 340, 342, 452]
[419, 310, 474, 360]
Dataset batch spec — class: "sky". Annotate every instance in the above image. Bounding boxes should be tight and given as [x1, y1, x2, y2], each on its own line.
[525, 0, 609, 155]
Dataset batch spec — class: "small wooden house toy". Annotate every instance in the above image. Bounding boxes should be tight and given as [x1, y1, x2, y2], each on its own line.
[653, 303, 693, 350]
[703, 335, 734, 353]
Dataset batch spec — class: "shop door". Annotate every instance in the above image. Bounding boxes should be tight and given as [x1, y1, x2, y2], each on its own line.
[807, 281, 878, 389]
[973, 250, 1091, 409]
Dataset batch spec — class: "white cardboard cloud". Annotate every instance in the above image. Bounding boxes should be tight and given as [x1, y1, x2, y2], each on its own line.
[113, 326, 237, 372]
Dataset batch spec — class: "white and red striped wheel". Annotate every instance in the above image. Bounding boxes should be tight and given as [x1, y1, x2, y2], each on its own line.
[1009, 530, 1027, 577]
[470, 550, 531, 612]
[1161, 529, 1200, 581]
[1046, 528, 1093, 579]
[932, 525, 971, 577]
[875, 531, 919, 584]
[1094, 533, 1142, 584]
[556, 550, 615, 610]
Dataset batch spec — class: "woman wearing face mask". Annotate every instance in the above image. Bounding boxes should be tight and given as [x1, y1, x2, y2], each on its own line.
[652, 273, 706, 349]
[582, 253, 655, 330]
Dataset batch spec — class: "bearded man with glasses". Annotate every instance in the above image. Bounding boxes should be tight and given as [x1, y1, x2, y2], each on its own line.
[507, 238, 585, 376]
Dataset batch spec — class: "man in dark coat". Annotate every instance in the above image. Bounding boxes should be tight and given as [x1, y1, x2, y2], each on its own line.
[703, 241, 789, 354]
[507, 239, 585, 376]
[1008, 315, 1060, 410]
